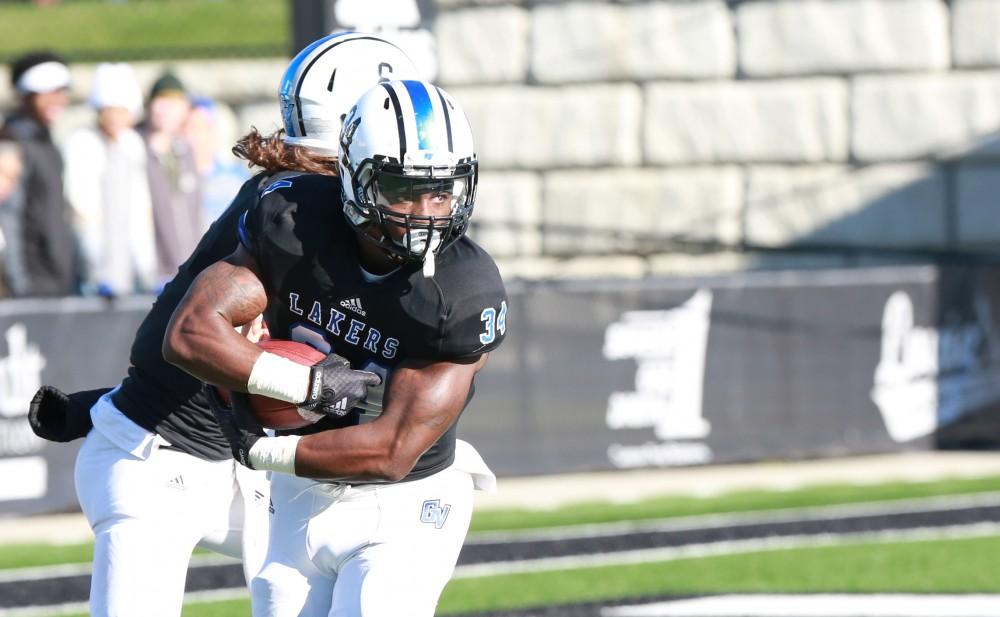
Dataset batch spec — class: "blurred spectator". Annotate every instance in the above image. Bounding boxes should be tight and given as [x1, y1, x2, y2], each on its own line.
[184, 96, 249, 227]
[0, 132, 25, 298]
[2, 51, 81, 297]
[63, 63, 156, 298]
[139, 71, 202, 284]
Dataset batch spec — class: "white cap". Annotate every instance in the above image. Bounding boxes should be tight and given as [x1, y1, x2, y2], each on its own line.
[15, 61, 70, 94]
[89, 63, 142, 115]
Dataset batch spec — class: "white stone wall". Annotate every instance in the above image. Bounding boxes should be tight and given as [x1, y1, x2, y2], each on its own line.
[5, 0, 1000, 280]
[432, 0, 1000, 279]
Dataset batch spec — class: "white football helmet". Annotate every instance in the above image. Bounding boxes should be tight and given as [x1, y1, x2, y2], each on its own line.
[279, 31, 420, 156]
[338, 80, 478, 275]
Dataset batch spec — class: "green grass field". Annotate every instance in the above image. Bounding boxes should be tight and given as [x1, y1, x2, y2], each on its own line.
[5, 474, 998, 570]
[7, 474, 1000, 616]
[0, 0, 288, 62]
[470, 474, 1000, 532]
[48, 533, 1000, 617]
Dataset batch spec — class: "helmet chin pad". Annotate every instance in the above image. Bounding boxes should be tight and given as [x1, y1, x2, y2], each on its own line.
[400, 228, 442, 255]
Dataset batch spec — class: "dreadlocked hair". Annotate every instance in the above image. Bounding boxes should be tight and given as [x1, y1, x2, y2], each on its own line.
[232, 128, 339, 176]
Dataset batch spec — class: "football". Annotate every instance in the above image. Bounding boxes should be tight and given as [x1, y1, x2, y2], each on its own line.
[216, 338, 327, 430]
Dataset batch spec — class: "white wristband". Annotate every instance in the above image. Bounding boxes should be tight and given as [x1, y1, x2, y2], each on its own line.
[247, 351, 311, 404]
[248, 435, 301, 475]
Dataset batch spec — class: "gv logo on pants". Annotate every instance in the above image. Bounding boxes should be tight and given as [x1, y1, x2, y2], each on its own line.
[420, 499, 451, 529]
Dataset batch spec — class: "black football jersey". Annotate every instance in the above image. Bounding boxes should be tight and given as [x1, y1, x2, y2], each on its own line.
[239, 172, 507, 481]
[112, 172, 272, 460]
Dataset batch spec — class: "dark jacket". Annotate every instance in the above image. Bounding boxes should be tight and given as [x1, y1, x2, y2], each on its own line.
[3, 114, 79, 296]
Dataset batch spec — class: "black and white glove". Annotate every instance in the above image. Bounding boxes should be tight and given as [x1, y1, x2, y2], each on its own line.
[206, 386, 265, 469]
[299, 352, 382, 417]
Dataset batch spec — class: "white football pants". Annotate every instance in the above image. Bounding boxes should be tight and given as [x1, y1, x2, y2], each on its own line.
[251, 440, 494, 617]
[74, 392, 270, 617]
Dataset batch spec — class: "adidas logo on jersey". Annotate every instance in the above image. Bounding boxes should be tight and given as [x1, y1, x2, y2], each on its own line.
[339, 297, 366, 317]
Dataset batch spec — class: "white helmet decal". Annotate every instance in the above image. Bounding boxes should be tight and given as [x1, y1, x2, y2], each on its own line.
[279, 31, 421, 157]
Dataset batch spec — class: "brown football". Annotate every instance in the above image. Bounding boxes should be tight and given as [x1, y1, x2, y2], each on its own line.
[216, 338, 327, 430]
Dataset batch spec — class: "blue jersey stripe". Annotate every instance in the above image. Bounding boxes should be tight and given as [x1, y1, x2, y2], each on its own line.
[237, 211, 252, 250]
[402, 80, 435, 150]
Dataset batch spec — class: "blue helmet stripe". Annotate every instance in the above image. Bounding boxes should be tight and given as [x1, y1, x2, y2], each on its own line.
[281, 33, 347, 137]
[402, 80, 435, 150]
[283, 31, 365, 138]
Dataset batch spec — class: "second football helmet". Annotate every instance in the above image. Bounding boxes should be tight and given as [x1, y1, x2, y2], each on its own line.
[338, 79, 478, 275]
[279, 31, 420, 156]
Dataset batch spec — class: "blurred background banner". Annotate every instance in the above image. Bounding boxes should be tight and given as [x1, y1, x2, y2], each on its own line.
[3, 264, 1000, 515]
[0, 296, 149, 516]
[468, 264, 960, 476]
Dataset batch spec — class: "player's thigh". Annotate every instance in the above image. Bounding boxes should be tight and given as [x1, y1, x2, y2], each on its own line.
[74, 428, 171, 529]
[331, 469, 475, 617]
[198, 466, 271, 583]
[76, 430, 235, 531]
[329, 541, 455, 617]
[251, 473, 331, 617]
[196, 466, 266, 554]
[89, 517, 195, 617]
[251, 561, 334, 617]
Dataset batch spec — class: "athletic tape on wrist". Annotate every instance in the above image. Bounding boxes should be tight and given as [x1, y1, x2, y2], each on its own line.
[247, 351, 311, 404]
[248, 435, 300, 474]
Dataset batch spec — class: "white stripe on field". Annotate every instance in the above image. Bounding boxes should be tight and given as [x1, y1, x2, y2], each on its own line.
[454, 522, 1000, 578]
[468, 491, 1000, 544]
[0, 553, 237, 583]
[0, 588, 249, 617]
[601, 594, 1000, 617]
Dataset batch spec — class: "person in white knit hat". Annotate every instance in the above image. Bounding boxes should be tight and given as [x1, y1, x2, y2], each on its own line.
[1, 51, 79, 296]
[63, 62, 157, 297]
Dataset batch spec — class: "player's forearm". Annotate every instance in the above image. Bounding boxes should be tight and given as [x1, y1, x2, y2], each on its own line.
[286, 359, 478, 480]
[294, 425, 411, 481]
[164, 308, 262, 391]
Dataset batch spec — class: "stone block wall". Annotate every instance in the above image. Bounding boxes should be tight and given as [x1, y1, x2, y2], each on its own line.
[3, 0, 999, 280]
[434, 0, 1000, 279]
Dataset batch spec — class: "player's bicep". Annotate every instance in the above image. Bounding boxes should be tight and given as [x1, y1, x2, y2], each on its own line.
[171, 244, 266, 331]
[163, 246, 269, 387]
[214, 244, 268, 326]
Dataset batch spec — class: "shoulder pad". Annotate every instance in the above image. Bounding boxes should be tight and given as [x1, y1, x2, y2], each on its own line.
[403, 239, 508, 359]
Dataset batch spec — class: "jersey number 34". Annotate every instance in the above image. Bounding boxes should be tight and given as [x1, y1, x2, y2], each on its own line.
[479, 301, 508, 345]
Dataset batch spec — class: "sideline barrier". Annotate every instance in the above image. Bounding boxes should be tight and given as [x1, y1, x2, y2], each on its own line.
[1, 265, 998, 515]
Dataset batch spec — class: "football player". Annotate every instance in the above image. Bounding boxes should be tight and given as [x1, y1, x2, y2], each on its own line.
[165, 80, 505, 617]
[30, 33, 420, 617]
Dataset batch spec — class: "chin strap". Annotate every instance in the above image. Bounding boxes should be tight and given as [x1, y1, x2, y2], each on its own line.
[422, 248, 436, 278]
